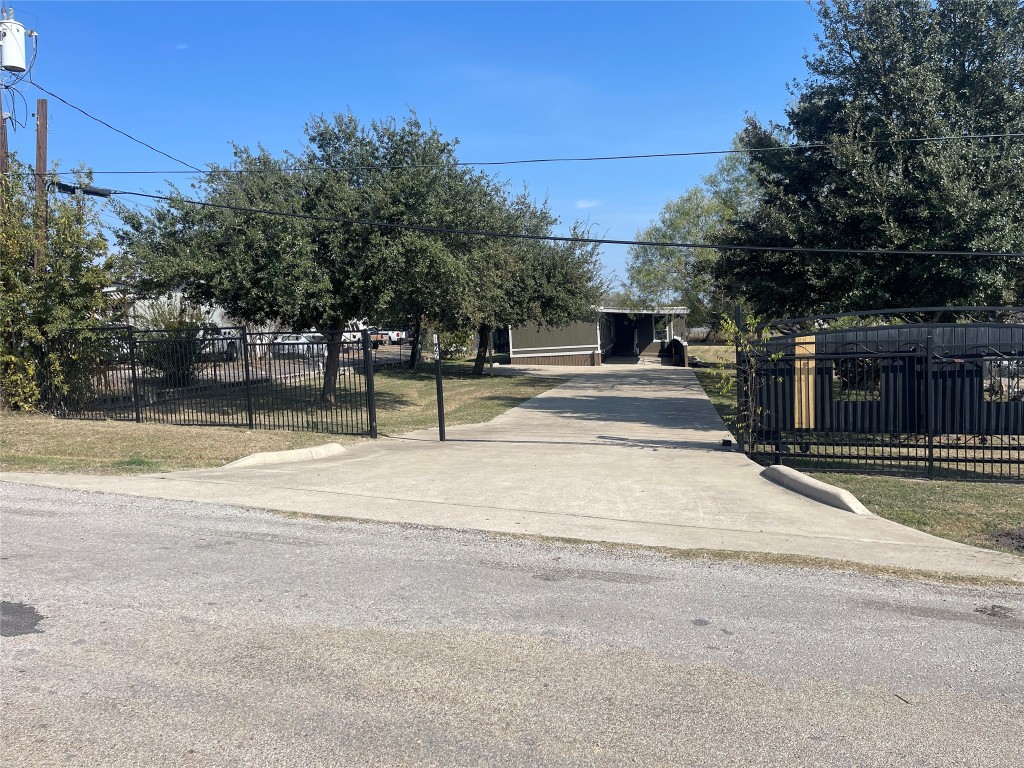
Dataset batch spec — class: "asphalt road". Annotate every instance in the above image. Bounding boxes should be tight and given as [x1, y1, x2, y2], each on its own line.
[1, 481, 1022, 767]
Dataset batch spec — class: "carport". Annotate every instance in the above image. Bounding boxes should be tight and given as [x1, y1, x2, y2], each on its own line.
[508, 306, 689, 365]
[602, 307, 689, 359]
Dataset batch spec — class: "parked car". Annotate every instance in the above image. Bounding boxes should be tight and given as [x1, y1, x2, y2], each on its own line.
[197, 326, 239, 362]
[340, 323, 380, 349]
[270, 333, 326, 359]
[378, 329, 408, 345]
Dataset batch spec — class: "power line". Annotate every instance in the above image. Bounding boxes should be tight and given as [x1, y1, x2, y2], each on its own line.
[38, 129, 1024, 178]
[1, 83, 32, 131]
[29, 80, 203, 172]
[111, 188, 1024, 258]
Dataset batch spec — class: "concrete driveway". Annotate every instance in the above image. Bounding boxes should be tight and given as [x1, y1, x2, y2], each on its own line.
[4, 365, 1022, 580]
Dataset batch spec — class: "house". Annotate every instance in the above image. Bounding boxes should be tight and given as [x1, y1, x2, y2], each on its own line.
[507, 306, 689, 366]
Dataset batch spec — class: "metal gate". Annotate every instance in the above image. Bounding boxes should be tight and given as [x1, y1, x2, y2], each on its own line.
[738, 309, 1024, 481]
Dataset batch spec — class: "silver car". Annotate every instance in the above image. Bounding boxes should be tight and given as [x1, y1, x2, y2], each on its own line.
[269, 333, 326, 359]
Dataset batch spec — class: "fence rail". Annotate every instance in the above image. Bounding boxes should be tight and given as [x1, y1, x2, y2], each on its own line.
[738, 319, 1024, 482]
[39, 326, 383, 437]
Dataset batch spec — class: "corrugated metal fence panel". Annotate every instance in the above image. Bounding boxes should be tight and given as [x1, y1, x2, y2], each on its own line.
[745, 322, 1023, 481]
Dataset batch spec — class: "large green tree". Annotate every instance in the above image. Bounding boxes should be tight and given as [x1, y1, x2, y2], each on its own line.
[115, 111, 607, 392]
[302, 112, 499, 366]
[467, 191, 606, 375]
[717, 0, 1024, 317]
[625, 187, 728, 330]
[1, 157, 111, 409]
[625, 149, 755, 330]
[115, 113, 494, 393]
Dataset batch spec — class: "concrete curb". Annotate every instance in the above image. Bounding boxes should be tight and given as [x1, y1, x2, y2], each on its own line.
[760, 465, 874, 516]
[221, 443, 346, 469]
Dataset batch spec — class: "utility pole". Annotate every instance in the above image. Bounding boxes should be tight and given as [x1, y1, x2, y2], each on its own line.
[34, 96, 46, 268]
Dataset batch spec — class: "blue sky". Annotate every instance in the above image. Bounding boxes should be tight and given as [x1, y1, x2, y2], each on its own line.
[3, 0, 823, 283]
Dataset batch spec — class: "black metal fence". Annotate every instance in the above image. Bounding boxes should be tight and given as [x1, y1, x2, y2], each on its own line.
[39, 326, 381, 437]
[738, 313, 1024, 482]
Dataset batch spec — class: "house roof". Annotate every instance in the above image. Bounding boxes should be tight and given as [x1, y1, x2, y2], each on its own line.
[596, 306, 689, 315]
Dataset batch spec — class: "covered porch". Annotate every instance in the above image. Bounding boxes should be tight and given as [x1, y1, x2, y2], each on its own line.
[508, 306, 689, 366]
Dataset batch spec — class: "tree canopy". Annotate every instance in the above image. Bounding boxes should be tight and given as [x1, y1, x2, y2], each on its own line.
[114, 111, 606, 387]
[716, 0, 1024, 316]
[624, 148, 756, 329]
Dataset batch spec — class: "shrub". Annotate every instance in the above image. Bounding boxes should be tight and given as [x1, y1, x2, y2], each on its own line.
[134, 296, 211, 387]
[437, 328, 475, 360]
[0, 157, 112, 411]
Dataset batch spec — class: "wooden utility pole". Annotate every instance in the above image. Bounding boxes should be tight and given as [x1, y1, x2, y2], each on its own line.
[34, 97, 47, 268]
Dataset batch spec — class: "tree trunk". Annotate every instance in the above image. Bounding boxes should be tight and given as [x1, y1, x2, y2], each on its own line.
[407, 316, 423, 370]
[319, 333, 342, 404]
[471, 323, 491, 376]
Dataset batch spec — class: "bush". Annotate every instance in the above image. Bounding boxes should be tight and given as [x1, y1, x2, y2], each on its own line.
[134, 297, 211, 387]
[0, 157, 112, 411]
[438, 329, 475, 360]
[0, 347, 40, 410]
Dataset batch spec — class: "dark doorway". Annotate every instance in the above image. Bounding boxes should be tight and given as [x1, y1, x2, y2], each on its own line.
[611, 314, 637, 356]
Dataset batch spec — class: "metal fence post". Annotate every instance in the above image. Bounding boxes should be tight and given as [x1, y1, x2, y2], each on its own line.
[434, 333, 446, 442]
[925, 333, 935, 479]
[362, 329, 378, 438]
[127, 325, 142, 423]
[241, 327, 255, 430]
[734, 306, 748, 454]
[33, 341, 49, 411]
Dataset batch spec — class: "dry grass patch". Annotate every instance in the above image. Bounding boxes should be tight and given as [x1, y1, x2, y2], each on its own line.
[0, 362, 563, 475]
[0, 412, 349, 474]
[687, 344, 735, 366]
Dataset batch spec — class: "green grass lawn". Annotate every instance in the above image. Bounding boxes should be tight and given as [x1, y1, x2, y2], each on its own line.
[692, 366, 736, 427]
[686, 343, 735, 367]
[0, 362, 563, 475]
[690, 365, 1023, 556]
[814, 473, 1024, 556]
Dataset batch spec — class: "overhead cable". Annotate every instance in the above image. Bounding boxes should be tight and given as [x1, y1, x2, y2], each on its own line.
[111, 189, 1024, 258]
[39, 129, 1024, 177]
[29, 81, 203, 172]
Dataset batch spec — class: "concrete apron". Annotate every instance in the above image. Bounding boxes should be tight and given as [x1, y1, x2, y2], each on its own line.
[5, 366, 1022, 580]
